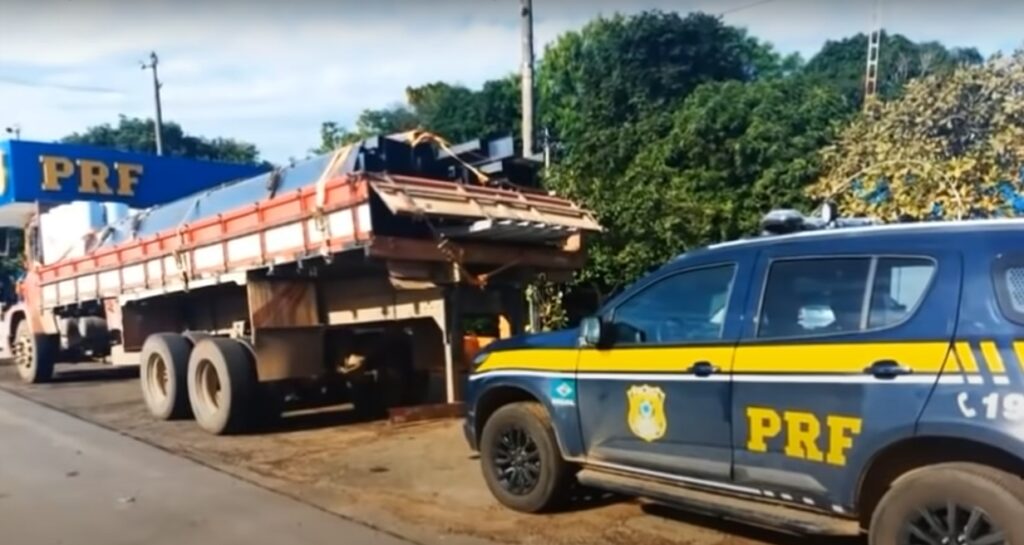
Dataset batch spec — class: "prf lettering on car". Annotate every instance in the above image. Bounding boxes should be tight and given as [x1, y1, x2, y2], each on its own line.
[745, 407, 862, 466]
[463, 206, 1024, 545]
[39, 155, 143, 197]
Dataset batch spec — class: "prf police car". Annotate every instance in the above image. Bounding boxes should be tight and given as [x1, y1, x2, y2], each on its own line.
[464, 209, 1024, 545]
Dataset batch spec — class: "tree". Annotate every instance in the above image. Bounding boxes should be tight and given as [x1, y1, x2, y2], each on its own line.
[539, 10, 789, 291]
[809, 51, 1024, 221]
[556, 77, 848, 288]
[408, 78, 521, 143]
[804, 32, 983, 107]
[316, 78, 521, 153]
[538, 11, 779, 158]
[63, 115, 262, 164]
[315, 106, 420, 153]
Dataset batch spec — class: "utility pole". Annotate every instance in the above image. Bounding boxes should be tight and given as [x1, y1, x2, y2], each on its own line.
[520, 0, 541, 333]
[520, 0, 535, 158]
[141, 51, 165, 155]
[542, 127, 551, 171]
[4, 124, 20, 140]
[863, 0, 882, 108]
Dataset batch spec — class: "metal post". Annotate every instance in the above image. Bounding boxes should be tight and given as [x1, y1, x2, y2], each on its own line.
[863, 0, 882, 108]
[520, 0, 535, 158]
[142, 52, 165, 155]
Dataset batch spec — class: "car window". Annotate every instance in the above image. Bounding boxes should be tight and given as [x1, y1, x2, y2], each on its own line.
[758, 258, 871, 339]
[992, 255, 1024, 325]
[867, 257, 935, 328]
[610, 264, 736, 345]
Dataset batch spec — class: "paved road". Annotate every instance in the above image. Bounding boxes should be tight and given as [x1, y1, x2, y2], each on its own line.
[0, 389, 414, 545]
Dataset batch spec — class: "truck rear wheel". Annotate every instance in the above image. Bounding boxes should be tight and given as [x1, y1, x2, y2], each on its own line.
[187, 338, 257, 435]
[869, 462, 1024, 545]
[139, 334, 192, 420]
[13, 320, 57, 384]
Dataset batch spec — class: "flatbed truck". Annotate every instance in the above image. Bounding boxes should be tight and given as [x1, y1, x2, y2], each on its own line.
[3, 132, 600, 434]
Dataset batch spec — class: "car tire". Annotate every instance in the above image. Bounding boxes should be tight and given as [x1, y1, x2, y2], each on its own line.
[869, 462, 1024, 545]
[479, 402, 572, 513]
[13, 320, 57, 384]
[187, 338, 257, 435]
[139, 333, 193, 420]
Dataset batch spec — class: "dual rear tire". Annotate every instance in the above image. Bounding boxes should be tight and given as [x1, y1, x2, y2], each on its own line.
[139, 334, 257, 435]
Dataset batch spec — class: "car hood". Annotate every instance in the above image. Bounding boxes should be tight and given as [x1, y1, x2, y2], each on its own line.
[482, 328, 580, 354]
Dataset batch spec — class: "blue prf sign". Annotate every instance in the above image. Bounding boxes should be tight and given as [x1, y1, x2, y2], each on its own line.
[0, 140, 268, 209]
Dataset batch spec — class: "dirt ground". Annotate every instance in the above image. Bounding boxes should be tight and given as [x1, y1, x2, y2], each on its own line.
[0, 362, 863, 545]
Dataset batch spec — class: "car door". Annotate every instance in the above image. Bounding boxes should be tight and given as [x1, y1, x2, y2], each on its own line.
[577, 260, 748, 482]
[731, 250, 958, 510]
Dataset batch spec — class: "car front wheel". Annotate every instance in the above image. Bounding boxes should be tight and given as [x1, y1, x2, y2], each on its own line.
[479, 401, 572, 513]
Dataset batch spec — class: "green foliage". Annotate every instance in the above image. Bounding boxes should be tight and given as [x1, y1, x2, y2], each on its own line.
[539, 10, 799, 289]
[538, 11, 779, 152]
[315, 106, 420, 153]
[526, 280, 569, 332]
[810, 51, 1024, 221]
[552, 77, 848, 288]
[316, 78, 520, 153]
[804, 31, 983, 106]
[63, 115, 262, 164]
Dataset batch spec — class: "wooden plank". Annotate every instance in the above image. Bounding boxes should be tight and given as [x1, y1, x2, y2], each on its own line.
[247, 279, 320, 329]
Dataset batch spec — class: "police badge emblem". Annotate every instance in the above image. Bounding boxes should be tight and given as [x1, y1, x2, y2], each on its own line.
[626, 385, 667, 442]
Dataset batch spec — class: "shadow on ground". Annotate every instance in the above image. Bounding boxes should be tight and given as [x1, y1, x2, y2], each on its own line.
[252, 404, 380, 435]
[52, 365, 139, 384]
[561, 487, 622, 512]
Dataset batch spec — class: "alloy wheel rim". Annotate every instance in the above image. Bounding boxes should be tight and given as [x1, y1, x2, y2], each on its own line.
[492, 426, 541, 496]
[901, 501, 1005, 545]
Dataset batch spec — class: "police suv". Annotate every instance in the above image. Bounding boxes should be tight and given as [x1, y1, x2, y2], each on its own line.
[464, 209, 1024, 545]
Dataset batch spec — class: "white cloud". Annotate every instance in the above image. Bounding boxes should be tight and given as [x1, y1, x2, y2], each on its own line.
[1, 0, 1023, 163]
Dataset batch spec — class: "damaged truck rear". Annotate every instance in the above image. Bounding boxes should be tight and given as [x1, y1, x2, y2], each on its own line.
[7, 132, 600, 434]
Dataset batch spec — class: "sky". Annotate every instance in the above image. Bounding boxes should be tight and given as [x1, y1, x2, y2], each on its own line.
[1, 0, 1022, 163]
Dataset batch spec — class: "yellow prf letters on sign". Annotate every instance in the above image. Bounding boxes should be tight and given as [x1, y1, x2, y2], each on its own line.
[39, 155, 143, 197]
[746, 407, 863, 467]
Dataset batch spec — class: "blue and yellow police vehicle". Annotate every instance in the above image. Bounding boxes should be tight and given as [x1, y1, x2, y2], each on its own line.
[464, 208, 1024, 545]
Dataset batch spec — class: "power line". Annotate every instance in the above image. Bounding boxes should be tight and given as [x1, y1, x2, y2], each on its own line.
[0, 75, 120, 95]
[718, 0, 781, 16]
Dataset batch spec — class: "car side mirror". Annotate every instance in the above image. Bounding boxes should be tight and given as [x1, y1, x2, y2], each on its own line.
[579, 316, 608, 348]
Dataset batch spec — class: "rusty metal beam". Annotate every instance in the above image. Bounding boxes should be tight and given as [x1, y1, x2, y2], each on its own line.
[366, 236, 586, 270]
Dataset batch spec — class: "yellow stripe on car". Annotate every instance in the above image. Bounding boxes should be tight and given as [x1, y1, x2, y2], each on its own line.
[476, 341, 954, 375]
[955, 342, 979, 373]
[979, 341, 1006, 374]
[732, 342, 950, 374]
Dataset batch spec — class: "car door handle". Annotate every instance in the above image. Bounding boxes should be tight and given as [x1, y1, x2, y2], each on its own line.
[865, 359, 913, 379]
[688, 361, 721, 377]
